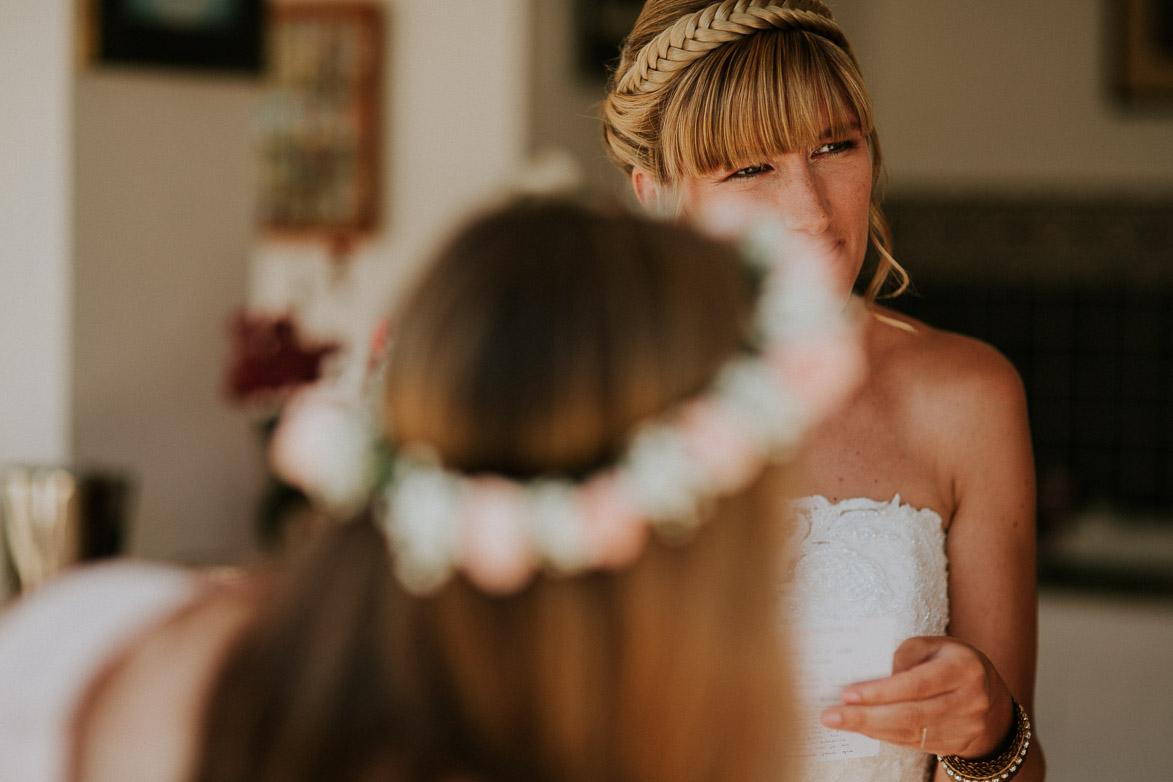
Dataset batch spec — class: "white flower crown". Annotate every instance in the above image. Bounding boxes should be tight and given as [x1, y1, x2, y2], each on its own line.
[270, 221, 865, 596]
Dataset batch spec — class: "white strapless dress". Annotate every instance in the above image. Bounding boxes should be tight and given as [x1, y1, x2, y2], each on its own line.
[782, 495, 949, 782]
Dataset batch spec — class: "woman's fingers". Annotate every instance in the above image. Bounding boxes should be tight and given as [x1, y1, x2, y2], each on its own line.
[843, 636, 995, 704]
[825, 636, 1013, 757]
[821, 699, 933, 747]
[840, 665, 949, 705]
[841, 637, 964, 705]
[821, 695, 989, 756]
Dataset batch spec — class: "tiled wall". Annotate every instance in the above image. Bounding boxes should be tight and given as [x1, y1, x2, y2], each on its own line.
[885, 196, 1173, 287]
[884, 196, 1173, 532]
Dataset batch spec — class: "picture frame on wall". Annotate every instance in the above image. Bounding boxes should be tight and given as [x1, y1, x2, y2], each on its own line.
[575, 0, 644, 81]
[257, 3, 382, 237]
[1117, 0, 1173, 102]
[90, 0, 264, 73]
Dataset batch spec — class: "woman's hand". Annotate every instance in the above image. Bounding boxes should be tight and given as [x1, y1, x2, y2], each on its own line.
[820, 635, 1016, 759]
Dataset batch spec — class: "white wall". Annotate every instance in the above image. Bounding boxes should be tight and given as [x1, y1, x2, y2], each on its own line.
[0, 1, 73, 464]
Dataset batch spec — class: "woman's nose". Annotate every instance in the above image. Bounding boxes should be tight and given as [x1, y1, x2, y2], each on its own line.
[774, 165, 831, 235]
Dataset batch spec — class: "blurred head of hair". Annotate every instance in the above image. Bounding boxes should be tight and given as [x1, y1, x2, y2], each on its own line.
[194, 197, 795, 782]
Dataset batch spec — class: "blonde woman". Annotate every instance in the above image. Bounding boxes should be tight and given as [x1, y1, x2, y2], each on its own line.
[602, 2, 1042, 781]
[0, 198, 861, 782]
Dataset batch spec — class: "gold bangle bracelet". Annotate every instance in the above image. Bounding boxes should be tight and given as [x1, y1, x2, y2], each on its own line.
[938, 698, 1032, 782]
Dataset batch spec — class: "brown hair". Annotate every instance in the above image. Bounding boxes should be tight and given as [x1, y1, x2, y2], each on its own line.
[600, 0, 908, 301]
[192, 198, 795, 782]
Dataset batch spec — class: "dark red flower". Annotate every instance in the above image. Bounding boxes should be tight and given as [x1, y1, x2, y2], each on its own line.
[225, 310, 341, 406]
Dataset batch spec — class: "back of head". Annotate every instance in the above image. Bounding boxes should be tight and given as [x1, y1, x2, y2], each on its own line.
[381, 197, 792, 782]
[387, 197, 751, 476]
[196, 198, 795, 782]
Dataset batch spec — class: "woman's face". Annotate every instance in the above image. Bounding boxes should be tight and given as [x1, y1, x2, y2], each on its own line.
[641, 123, 873, 301]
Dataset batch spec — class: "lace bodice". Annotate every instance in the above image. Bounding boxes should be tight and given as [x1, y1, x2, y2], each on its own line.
[782, 495, 949, 782]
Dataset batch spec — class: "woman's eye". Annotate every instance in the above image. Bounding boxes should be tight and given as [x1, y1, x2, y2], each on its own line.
[814, 139, 859, 156]
[729, 164, 769, 179]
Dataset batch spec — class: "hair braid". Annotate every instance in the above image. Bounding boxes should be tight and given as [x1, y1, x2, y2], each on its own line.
[615, 1, 847, 97]
[602, 0, 852, 177]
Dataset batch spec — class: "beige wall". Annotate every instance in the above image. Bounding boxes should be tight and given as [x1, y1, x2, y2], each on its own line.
[1036, 590, 1173, 780]
[0, 0, 73, 600]
[72, 72, 264, 563]
[0, 1, 73, 464]
[528, 0, 631, 203]
[834, 0, 1173, 193]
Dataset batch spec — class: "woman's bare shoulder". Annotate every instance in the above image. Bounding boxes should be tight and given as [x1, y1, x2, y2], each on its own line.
[863, 304, 1032, 515]
[73, 576, 261, 781]
[867, 303, 1025, 409]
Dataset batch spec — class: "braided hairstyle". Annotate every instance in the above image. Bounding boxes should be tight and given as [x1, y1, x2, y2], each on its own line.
[600, 0, 907, 301]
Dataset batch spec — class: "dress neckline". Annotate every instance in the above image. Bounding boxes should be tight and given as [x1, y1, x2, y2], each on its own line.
[792, 493, 945, 528]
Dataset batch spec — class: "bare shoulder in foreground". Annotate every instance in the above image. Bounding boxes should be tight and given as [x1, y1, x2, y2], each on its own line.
[72, 581, 258, 782]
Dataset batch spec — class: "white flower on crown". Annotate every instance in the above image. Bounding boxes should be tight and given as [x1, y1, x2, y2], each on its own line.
[268, 383, 378, 519]
[381, 452, 465, 595]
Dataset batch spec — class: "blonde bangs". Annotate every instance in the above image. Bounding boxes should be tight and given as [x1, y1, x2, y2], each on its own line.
[660, 29, 874, 181]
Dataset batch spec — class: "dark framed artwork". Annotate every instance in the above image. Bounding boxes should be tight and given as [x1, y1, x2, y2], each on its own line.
[257, 3, 382, 236]
[1117, 0, 1173, 102]
[575, 0, 644, 81]
[92, 0, 264, 73]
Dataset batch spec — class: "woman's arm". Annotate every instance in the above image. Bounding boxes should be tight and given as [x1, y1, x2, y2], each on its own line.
[821, 337, 1045, 780]
[932, 342, 1043, 780]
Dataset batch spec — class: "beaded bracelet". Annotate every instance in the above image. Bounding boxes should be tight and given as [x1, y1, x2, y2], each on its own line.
[938, 698, 1032, 782]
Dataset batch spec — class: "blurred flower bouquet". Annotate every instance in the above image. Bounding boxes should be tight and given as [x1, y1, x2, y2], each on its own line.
[224, 310, 341, 549]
